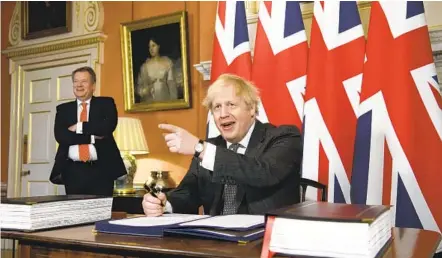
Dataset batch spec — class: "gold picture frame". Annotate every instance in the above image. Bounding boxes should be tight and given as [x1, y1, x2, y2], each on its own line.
[121, 11, 191, 112]
[21, 1, 72, 40]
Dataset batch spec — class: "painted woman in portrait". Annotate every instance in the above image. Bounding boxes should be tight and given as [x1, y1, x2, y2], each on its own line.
[136, 37, 178, 102]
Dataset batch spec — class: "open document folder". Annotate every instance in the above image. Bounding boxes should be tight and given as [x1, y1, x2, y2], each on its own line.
[94, 214, 265, 242]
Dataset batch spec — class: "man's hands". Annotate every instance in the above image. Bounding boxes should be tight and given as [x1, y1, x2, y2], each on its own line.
[142, 192, 167, 217]
[159, 124, 200, 155]
[68, 123, 104, 140]
[68, 124, 77, 132]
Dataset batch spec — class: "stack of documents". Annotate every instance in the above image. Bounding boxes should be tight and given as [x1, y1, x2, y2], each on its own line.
[95, 214, 265, 242]
[0, 195, 113, 231]
[265, 201, 392, 258]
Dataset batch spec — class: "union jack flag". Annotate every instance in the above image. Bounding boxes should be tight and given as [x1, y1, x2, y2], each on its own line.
[351, 1, 442, 252]
[207, 1, 252, 138]
[251, 1, 308, 128]
[302, 1, 365, 203]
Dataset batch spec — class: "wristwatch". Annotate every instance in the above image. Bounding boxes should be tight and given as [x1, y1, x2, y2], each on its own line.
[194, 139, 205, 158]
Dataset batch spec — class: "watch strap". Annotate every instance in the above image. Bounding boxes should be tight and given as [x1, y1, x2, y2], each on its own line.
[194, 139, 204, 158]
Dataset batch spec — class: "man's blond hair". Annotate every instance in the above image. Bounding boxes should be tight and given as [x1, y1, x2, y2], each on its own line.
[202, 74, 260, 114]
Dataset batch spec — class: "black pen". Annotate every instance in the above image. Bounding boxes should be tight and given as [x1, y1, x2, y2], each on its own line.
[144, 183, 165, 207]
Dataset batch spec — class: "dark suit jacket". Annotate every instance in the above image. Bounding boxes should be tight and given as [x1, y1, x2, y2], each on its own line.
[167, 120, 302, 215]
[50, 96, 126, 184]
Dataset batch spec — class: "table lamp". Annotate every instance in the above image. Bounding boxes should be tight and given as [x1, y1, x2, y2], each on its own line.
[113, 117, 149, 194]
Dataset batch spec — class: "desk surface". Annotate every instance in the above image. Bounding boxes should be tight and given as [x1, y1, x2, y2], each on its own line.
[2, 225, 440, 258]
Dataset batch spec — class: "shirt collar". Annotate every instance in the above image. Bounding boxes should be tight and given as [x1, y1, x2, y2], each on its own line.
[226, 120, 256, 149]
[77, 98, 91, 106]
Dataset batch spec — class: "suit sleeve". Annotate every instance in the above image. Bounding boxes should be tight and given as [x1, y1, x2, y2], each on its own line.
[212, 126, 302, 188]
[166, 159, 201, 214]
[82, 98, 118, 136]
[54, 105, 91, 146]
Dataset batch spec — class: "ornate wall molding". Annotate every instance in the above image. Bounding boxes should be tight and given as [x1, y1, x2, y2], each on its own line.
[434, 53, 442, 66]
[429, 28, 442, 90]
[7, 1, 104, 48]
[430, 28, 442, 52]
[76, 2, 81, 26]
[8, 2, 21, 46]
[193, 61, 211, 81]
[84, 1, 104, 32]
[3, 33, 107, 58]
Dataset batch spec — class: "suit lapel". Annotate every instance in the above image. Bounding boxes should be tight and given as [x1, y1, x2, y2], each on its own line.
[69, 101, 78, 124]
[209, 184, 223, 216]
[245, 120, 266, 157]
[88, 96, 96, 121]
[237, 121, 266, 211]
[209, 136, 227, 216]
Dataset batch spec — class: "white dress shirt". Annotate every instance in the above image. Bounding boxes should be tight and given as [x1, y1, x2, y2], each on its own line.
[68, 98, 98, 161]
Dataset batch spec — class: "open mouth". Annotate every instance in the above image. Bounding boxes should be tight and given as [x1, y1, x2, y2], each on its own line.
[221, 121, 235, 130]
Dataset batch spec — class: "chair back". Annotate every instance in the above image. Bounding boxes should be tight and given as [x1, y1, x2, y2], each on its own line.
[300, 178, 327, 202]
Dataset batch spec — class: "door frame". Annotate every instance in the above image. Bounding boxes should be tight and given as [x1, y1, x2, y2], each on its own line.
[7, 38, 105, 197]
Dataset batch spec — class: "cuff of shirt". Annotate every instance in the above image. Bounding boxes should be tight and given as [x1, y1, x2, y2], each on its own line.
[91, 135, 95, 144]
[164, 201, 173, 213]
[200, 143, 216, 171]
[76, 122, 83, 134]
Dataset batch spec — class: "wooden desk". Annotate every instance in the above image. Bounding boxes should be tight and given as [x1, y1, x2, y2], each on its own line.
[1, 226, 440, 258]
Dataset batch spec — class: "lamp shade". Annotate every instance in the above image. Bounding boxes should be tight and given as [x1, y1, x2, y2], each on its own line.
[114, 117, 149, 155]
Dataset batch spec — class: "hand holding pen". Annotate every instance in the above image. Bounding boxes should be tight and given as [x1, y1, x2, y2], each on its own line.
[142, 182, 167, 217]
[144, 183, 165, 207]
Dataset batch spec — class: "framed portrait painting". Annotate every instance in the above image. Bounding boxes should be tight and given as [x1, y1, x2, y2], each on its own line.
[21, 1, 72, 40]
[121, 11, 191, 112]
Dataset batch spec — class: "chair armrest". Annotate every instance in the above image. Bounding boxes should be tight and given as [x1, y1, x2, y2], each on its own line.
[300, 178, 327, 202]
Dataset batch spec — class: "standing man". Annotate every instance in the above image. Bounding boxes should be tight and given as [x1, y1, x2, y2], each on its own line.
[50, 66, 126, 196]
[142, 74, 303, 216]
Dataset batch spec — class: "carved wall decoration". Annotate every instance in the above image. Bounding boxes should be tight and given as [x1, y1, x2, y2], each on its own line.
[84, 1, 104, 32]
[8, 2, 21, 46]
[76, 2, 81, 28]
[6, 1, 104, 49]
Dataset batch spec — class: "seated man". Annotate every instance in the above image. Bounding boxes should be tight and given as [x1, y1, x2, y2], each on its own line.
[142, 74, 303, 216]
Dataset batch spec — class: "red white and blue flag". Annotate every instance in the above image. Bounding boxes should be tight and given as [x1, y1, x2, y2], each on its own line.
[302, 1, 366, 203]
[207, 1, 253, 138]
[351, 2, 442, 252]
[251, 1, 308, 128]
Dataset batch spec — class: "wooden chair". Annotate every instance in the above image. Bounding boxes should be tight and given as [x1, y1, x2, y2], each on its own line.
[300, 178, 327, 202]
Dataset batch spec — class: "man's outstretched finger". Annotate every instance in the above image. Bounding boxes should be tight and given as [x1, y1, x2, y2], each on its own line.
[158, 124, 180, 133]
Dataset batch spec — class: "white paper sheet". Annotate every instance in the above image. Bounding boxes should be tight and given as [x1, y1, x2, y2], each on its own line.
[109, 214, 209, 227]
[179, 214, 264, 229]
